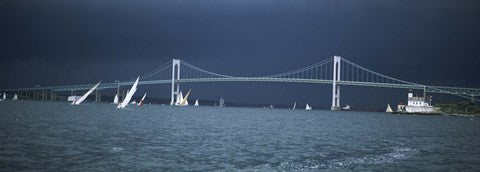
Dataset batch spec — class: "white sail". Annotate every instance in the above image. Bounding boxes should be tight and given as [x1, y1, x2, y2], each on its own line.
[117, 77, 139, 108]
[180, 89, 191, 106]
[305, 104, 312, 110]
[219, 97, 225, 107]
[138, 92, 147, 106]
[73, 81, 101, 105]
[293, 101, 296, 110]
[2, 92, 5, 100]
[175, 91, 183, 106]
[386, 103, 393, 113]
[113, 94, 119, 104]
[12, 94, 18, 101]
[194, 99, 199, 106]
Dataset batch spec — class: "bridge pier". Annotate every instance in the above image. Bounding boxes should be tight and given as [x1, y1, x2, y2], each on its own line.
[50, 91, 56, 101]
[170, 59, 181, 105]
[331, 56, 341, 110]
[95, 89, 101, 102]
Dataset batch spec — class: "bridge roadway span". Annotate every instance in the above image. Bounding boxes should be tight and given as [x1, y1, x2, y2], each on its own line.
[3, 77, 480, 97]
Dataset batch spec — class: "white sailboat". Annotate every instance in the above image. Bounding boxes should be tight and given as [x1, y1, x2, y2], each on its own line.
[117, 77, 139, 108]
[194, 99, 199, 106]
[72, 81, 101, 105]
[386, 103, 393, 113]
[2, 92, 6, 100]
[113, 94, 119, 104]
[175, 91, 183, 106]
[292, 101, 296, 110]
[179, 89, 191, 106]
[12, 94, 18, 101]
[219, 97, 225, 107]
[305, 104, 312, 111]
[138, 92, 147, 106]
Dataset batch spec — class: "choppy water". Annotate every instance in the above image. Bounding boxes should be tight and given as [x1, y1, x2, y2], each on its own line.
[1, 101, 479, 171]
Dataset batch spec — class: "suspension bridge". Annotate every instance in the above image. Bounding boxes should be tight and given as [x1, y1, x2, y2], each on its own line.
[1, 56, 479, 110]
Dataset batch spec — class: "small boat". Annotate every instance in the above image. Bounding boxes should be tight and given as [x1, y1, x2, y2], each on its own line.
[117, 77, 139, 108]
[292, 101, 296, 110]
[12, 94, 18, 101]
[194, 99, 199, 106]
[138, 93, 147, 106]
[72, 81, 101, 105]
[113, 94, 119, 104]
[2, 92, 6, 100]
[219, 97, 225, 107]
[269, 104, 274, 109]
[386, 103, 393, 113]
[131, 101, 137, 105]
[342, 105, 351, 110]
[305, 104, 312, 111]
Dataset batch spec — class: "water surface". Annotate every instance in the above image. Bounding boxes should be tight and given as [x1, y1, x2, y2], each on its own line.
[1, 101, 479, 171]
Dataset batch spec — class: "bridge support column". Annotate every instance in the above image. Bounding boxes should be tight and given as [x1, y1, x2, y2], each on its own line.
[95, 89, 101, 103]
[331, 56, 341, 110]
[170, 59, 181, 105]
[50, 91, 56, 101]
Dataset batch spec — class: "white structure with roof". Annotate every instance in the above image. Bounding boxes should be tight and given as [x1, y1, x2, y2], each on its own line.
[405, 92, 437, 113]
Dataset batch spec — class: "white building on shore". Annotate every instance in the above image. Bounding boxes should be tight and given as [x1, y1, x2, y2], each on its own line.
[403, 92, 437, 113]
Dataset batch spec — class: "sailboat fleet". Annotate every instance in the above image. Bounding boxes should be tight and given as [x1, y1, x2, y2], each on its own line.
[0, 76, 356, 112]
[0, 92, 18, 101]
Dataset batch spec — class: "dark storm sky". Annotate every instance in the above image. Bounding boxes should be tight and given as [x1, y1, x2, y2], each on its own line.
[1, 0, 479, 108]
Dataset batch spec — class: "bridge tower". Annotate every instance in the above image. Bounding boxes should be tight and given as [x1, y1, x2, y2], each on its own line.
[331, 56, 341, 110]
[170, 59, 181, 105]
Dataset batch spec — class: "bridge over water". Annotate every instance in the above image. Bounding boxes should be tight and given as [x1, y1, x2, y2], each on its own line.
[2, 56, 479, 109]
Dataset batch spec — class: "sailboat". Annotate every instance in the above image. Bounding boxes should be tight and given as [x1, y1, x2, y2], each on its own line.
[175, 91, 183, 106]
[72, 81, 101, 105]
[194, 99, 199, 106]
[138, 93, 147, 106]
[386, 103, 393, 113]
[305, 104, 312, 111]
[2, 92, 6, 100]
[292, 101, 297, 110]
[179, 89, 191, 106]
[12, 94, 18, 101]
[113, 94, 119, 104]
[219, 97, 225, 107]
[117, 77, 139, 108]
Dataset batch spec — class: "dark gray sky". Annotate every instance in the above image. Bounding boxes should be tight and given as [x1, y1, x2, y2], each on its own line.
[1, 0, 479, 108]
